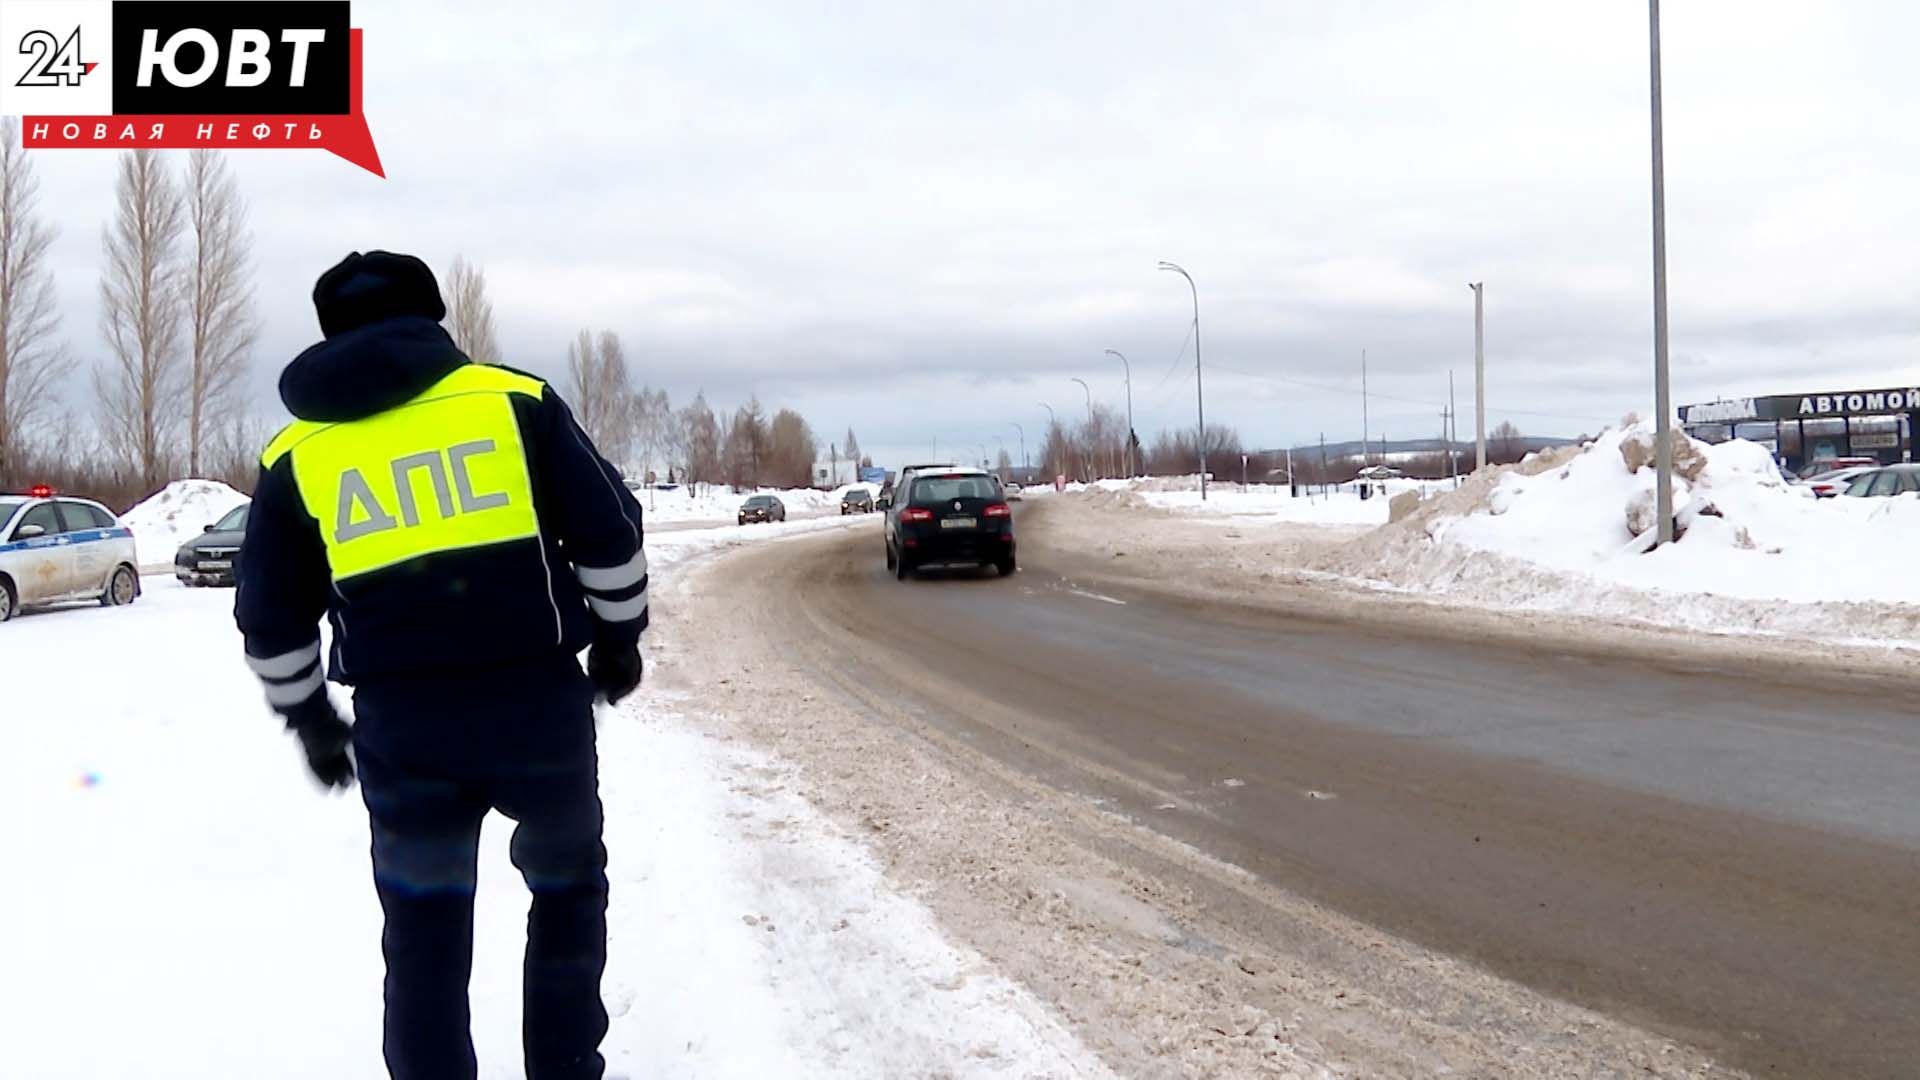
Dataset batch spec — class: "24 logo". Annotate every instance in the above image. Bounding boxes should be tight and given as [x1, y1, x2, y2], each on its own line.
[15, 27, 97, 87]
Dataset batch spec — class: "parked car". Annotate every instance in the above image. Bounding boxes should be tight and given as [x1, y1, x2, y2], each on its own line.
[738, 494, 786, 524]
[1802, 465, 1877, 499]
[840, 488, 874, 514]
[883, 466, 1015, 579]
[1842, 465, 1920, 498]
[0, 487, 141, 621]
[174, 502, 249, 586]
[1798, 456, 1877, 480]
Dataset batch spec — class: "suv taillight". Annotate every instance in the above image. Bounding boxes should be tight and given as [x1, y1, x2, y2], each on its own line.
[984, 503, 1011, 518]
[901, 507, 934, 523]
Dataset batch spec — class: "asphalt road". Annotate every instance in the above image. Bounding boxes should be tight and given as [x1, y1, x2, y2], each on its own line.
[757, 518, 1920, 1080]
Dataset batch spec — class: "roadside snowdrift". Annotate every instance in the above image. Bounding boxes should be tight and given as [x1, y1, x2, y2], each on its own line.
[121, 479, 250, 568]
[1321, 423, 1920, 642]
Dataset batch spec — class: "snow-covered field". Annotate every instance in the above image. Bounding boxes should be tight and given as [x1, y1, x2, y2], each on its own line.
[1055, 476, 1444, 528]
[121, 479, 250, 568]
[0, 518, 1107, 1079]
[636, 484, 877, 526]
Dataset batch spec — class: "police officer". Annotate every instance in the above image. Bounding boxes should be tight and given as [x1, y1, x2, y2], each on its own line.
[235, 252, 646, 1080]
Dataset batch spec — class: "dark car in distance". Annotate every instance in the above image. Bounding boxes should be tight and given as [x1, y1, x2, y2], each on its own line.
[738, 494, 786, 525]
[840, 488, 875, 514]
[883, 467, 1014, 580]
[175, 503, 249, 586]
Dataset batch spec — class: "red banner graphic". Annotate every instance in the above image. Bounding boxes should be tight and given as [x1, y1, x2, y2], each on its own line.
[21, 28, 381, 176]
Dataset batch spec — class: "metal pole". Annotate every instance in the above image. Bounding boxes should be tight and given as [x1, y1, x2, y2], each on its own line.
[1471, 282, 1486, 471]
[1106, 349, 1132, 477]
[1649, 0, 1675, 545]
[1012, 423, 1026, 473]
[1448, 370, 1460, 485]
[1039, 403, 1056, 477]
[1070, 377, 1093, 479]
[1361, 348, 1370, 467]
[1159, 261, 1206, 499]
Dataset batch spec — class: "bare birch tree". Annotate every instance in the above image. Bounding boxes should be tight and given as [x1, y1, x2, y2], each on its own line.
[0, 119, 63, 488]
[629, 385, 672, 483]
[563, 328, 632, 462]
[444, 255, 500, 364]
[98, 149, 187, 490]
[182, 150, 256, 477]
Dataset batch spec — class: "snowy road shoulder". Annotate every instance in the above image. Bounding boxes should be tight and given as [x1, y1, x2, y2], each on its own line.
[0, 510, 1110, 1078]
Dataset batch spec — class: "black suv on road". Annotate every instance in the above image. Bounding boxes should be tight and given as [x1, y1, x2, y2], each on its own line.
[883, 468, 1014, 580]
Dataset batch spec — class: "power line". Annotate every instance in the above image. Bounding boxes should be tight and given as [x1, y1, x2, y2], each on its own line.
[1204, 361, 1611, 427]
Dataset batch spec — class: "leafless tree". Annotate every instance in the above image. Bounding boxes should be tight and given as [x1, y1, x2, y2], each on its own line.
[444, 255, 499, 364]
[0, 119, 63, 488]
[767, 407, 816, 488]
[678, 391, 719, 489]
[995, 447, 1013, 482]
[629, 385, 672, 483]
[182, 150, 256, 478]
[1489, 419, 1526, 464]
[98, 149, 187, 491]
[563, 328, 633, 463]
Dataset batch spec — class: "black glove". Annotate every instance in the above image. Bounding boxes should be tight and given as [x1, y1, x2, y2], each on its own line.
[588, 641, 643, 706]
[284, 694, 355, 791]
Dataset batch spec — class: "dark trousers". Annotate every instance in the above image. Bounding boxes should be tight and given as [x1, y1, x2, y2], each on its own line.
[351, 658, 609, 1080]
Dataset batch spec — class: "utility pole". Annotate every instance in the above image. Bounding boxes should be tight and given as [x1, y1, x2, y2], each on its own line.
[1448, 370, 1460, 485]
[1648, 0, 1675, 544]
[1361, 348, 1370, 468]
[1011, 422, 1026, 474]
[1470, 282, 1486, 471]
[1039, 403, 1056, 478]
[1158, 261, 1206, 499]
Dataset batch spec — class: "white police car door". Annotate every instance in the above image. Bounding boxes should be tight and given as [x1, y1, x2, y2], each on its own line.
[58, 501, 114, 596]
[8, 503, 74, 603]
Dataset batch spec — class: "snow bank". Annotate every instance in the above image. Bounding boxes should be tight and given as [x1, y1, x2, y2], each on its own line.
[1, 516, 1105, 1078]
[1061, 476, 1450, 529]
[121, 479, 249, 569]
[1323, 422, 1920, 641]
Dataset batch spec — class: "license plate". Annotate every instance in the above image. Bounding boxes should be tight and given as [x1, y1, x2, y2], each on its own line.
[940, 517, 977, 529]
[199, 560, 232, 570]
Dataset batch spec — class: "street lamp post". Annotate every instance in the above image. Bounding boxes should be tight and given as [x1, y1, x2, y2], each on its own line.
[1011, 423, 1026, 474]
[1039, 403, 1056, 479]
[1105, 348, 1133, 477]
[1648, 0, 1675, 545]
[1070, 377, 1094, 480]
[1469, 283, 1485, 471]
[1158, 261, 1206, 500]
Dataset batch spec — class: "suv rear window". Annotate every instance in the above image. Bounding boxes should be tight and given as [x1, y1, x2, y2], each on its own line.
[911, 475, 998, 502]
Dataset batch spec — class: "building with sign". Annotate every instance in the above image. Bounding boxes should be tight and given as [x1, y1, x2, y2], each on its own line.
[1679, 386, 1914, 473]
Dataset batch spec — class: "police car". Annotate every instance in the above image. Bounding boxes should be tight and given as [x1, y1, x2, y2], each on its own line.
[0, 486, 141, 622]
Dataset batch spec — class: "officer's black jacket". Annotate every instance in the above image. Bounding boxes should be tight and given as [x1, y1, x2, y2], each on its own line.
[233, 316, 647, 710]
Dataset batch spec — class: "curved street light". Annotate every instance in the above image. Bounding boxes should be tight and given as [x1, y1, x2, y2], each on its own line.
[1105, 348, 1133, 477]
[1158, 260, 1206, 500]
[1070, 377, 1095, 481]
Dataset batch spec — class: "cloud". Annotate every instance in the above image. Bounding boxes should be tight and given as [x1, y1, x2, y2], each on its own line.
[16, 0, 1920, 465]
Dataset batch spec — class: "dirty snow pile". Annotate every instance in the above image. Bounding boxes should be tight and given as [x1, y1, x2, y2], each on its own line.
[120, 479, 250, 568]
[1325, 422, 1920, 642]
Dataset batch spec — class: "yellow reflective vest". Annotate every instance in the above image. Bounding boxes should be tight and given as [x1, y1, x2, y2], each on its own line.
[262, 364, 545, 582]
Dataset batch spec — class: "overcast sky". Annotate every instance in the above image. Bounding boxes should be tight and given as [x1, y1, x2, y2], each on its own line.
[16, 0, 1920, 469]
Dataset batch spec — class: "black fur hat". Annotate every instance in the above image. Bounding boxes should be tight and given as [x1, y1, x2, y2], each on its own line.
[312, 251, 447, 339]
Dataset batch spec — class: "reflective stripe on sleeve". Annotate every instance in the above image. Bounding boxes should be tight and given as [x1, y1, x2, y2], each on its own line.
[263, 667, 326, 707]
[587, 589, 648, 622]
[245, 641, 321, 680]
[575, 550, 648, 592]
